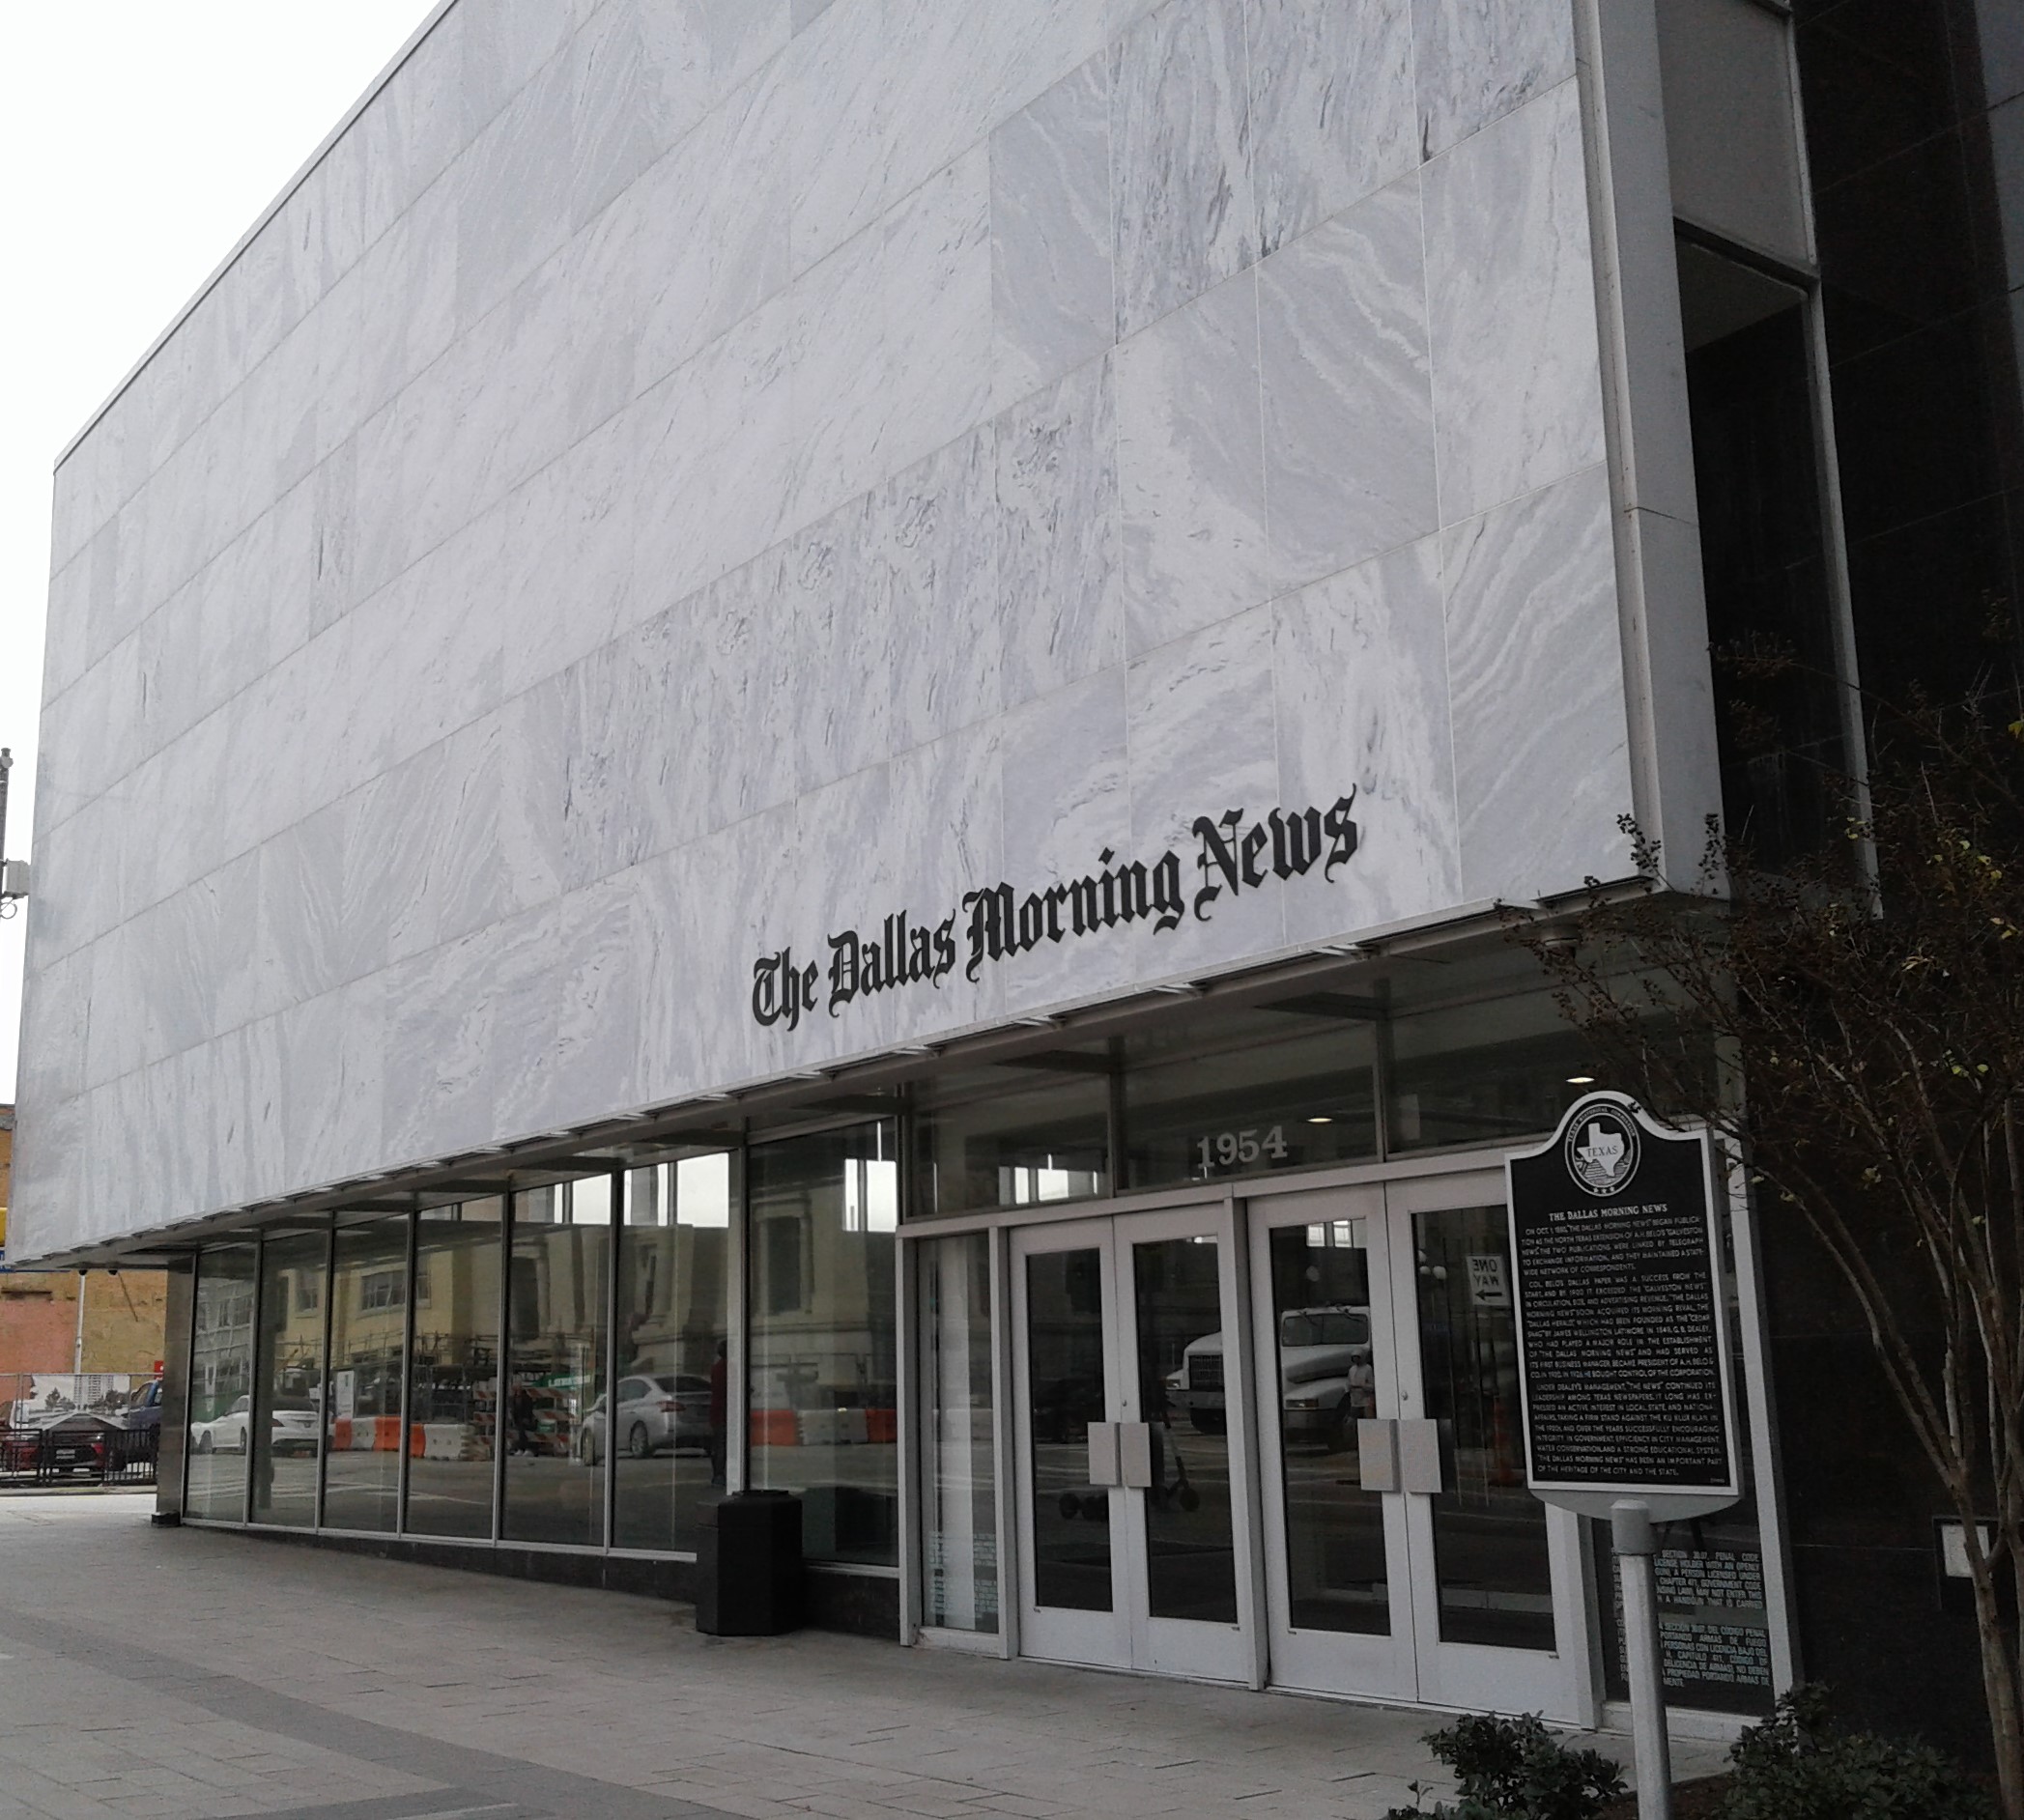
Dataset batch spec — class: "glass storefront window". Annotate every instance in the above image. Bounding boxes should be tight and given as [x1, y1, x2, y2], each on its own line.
[251, 1230, 328, 1528]
[324, 1216, 410, 1532]
[912, 1057, 1110, 1217]
[406, 1200, 502, 1540]
[1268, 1221, 1388, 1634]
[920, 1232, 996, 1631]
[1413, 1205, 1554, 1651]
[1123, 1005, 1379, 1189]
[185, 1243, 257, 1521]
[748, 1123, 898, 1567]
[613, 1152, 735, 1553]
[1385, 952, 1600, 1153]
[502, 1177, 611, 1548]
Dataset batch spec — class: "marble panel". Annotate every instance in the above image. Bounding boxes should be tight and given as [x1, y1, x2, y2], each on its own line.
[670, 545, 802, 842]
[1442, 464, 1634, 901]
[1259, 175, 1438, 598]
[1273, 536, 1460, 943]
[379, 926, 501, 1167]
[1423, 79, 1605, 526]
[84, 928, 145, 1089]
[206, 846, 267, 1038]
[633, 810, 776, 1104]
[1249, 0, 1417, 257]
[1124, 606, 1285, 980]
[249, 801, 344, 1020]
[630, 60, 794, 391]
[881, 0, 1116, 213]
[487, 896, 567, 1137]
[14, 947, 90, 1109]
[568, 0, 713, 231]
[995, 354, 1125, 708]
[992, 54, 1114, 412]
[300, 122, 370, 296]
[785, 490, 888, 792]
[876, 147, 994, 492]
[880, 421, 1003, 751]
[261, 475, 322, 670]
[460, 0, 575, 140]
[792, 0, 839, 28]
[557, 632, 668, 894]
[882, 718, 1008, 1039]
[498, 412, 636, 697]
[414, 712, 511, 953]
[1115, 270, 1269, 655]
[497, 670, 571, 916]
[308, 441, 360, 640]
[708, 0, 794, 91]
[454, 49, 575, 332]
[995, 666, 1133, 1012]
[355, 163, 461, 428]
[772, 762, 904, 1058]
[1413, 0, 1577, 157]
[784, 0, 893, 273]
[356, 3, 467, 250]
[281, 971, 388, 1195]
[41, 545, 93, 710]
[1109, 0, 1255, 340]
[310, 263, 368, 473]
[8, 1094, 82, 1258]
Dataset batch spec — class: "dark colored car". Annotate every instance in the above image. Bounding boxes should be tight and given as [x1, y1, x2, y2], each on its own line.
[123, 1379, 163, 1435]
[1, 1413, 124, 1476]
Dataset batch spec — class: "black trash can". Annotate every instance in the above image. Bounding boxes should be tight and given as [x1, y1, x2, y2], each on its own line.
[695, 1490, 803, 1635]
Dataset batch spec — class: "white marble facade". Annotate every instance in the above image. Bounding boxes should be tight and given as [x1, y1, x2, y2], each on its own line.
[18, 0, 1648, 1258]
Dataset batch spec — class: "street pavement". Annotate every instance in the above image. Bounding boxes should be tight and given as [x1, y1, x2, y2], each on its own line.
[0, 1493, 1727, 1820]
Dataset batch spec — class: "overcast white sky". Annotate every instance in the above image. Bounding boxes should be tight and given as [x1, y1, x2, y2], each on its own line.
[0, 1, 441, 1104]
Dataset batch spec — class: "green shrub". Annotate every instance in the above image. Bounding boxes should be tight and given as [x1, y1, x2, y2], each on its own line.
[1719, 1686, 1991, 1820]
[1384, 1712, 1626, 1820]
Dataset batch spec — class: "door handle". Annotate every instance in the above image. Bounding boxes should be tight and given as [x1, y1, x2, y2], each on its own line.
[1119, 1422, 1155, 1490]
[1357, 1419, 1400, 1492]
[1397, 1418, 1443, 1494]
[1087, 1421, 1120, 1487]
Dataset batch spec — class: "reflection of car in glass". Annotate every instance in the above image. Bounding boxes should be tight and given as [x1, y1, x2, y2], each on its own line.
[191, 1394, 319, 1455]
[1166, 1306, 1374, 1449]
[577, 1375, 711, 1464]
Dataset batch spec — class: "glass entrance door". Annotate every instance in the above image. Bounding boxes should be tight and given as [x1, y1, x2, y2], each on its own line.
[1011, 1207, 1255, 1682]
[1249, 1171, 1593, 1720]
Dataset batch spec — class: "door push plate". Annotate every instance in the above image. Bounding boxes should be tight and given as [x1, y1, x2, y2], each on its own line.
[1119, 1421, 1155, 1491]
[1087, 1421, 1121, 1488]
[1357, 1419, 1400, 1493]
[1398, 1418, 1443, 1494]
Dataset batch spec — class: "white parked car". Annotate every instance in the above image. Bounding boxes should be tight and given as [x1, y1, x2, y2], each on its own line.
[578, 1374, 712, 1464]
[190, 1394, 320, 1456]
[1165, 1306, 1374, 1450]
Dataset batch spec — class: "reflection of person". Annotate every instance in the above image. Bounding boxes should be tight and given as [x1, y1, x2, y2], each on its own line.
[707, 1341, 727, 1486]
[510, 1383, 536, 1456]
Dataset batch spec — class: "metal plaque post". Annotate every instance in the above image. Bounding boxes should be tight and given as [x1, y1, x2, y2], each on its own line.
[1612, 1499, 1672, 1820]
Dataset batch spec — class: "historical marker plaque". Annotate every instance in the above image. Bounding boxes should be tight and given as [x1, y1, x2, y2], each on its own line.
[1506, 1094, 1740, 1505]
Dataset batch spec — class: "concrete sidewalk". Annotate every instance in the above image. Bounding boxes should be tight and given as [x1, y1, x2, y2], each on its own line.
[0, 1496, 1725, 1820]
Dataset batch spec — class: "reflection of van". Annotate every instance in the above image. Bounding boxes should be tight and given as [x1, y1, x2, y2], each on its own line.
[1165, 1307, 1374, 1450]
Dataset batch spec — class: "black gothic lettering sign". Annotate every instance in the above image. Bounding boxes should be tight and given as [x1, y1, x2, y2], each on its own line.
[750, 794, 1360, 1031]
[1505, 1093, 1739, 1499]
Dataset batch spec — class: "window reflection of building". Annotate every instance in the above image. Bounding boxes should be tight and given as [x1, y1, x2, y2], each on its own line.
[614, 1153, 732, 1553]
[748, 1125, 899, 1567]
[405, 1200, 502, 1542]
[324, 1216, 409, 1534]
[502, 1177, 610, 1549]
[251, 1230, 328, 1529]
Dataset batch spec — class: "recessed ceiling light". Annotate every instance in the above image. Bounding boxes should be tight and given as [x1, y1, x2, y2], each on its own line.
[1307, 1116, 1333, 1124]
[1566, 1075, 1596, 1086]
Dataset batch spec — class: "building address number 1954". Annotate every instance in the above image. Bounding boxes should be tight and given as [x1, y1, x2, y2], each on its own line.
[1195, 1126, 1292, 1173]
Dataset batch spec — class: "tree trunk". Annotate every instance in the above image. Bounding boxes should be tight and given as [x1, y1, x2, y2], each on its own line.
[1968, 1536, 2024, 1820]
